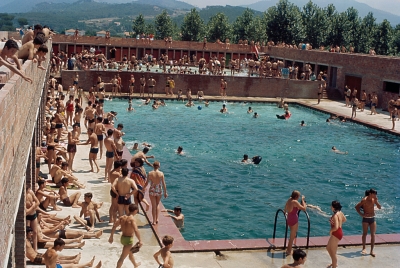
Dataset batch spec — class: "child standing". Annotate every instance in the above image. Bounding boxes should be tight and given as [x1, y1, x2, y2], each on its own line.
[154, 235, 174, 268]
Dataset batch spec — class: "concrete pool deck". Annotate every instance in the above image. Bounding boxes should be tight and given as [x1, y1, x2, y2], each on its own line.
[28, 96, 399, 268]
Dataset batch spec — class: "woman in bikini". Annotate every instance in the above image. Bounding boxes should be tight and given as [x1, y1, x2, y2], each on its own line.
[284, 190, 306, 255]
[145, 161, 168, 225]
[326, 200, 346, 268]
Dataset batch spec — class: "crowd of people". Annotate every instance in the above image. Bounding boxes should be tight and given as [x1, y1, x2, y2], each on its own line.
[26, 73, 186, 267]
[1, 24, 396, 267]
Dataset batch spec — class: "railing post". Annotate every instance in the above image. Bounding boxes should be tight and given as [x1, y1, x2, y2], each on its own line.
[273, 209, 288, 250]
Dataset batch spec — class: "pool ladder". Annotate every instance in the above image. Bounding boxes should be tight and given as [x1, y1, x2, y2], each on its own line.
[272, 209, 311, 249]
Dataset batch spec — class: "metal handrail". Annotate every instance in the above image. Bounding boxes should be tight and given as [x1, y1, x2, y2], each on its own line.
[272, 209, 288, 249]
[297, 209, 311, 249]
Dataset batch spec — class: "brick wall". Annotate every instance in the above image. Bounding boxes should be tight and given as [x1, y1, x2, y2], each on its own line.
[0, 44, 50, 268]
[61, 70, 319, 99]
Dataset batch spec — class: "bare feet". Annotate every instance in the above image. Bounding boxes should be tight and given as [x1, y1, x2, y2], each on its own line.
[370, 252, 376, 257]
[54, 206, 62, 211]
[134, 262, 141, 267]
[72, 204, 81, 208]
[95, 229, 103, 238]
[77, 235, 84, 242]
[361, 249, 367, 255]
[94, 261, 102, 268]
[78, 241, 85, 248]
[88, 256, 95, 267]
[74, 253, 82, 264]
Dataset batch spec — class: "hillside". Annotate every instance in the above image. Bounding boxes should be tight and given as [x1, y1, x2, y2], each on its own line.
[243, 0, 400, 25]
[0, 0, 194, 13]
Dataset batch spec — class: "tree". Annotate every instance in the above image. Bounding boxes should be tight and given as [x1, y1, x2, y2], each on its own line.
[181, 8, 204, 41]
[264, 0, 304, 44]
[391, 24, 400, 55]
[325, 11, 347, 47]
[358, 12, 377, 53]
[17, 17, 28, 27]
[132, 14, 146, 36]
[154, 10, 174, 40]
[373, 19, 393, 55]
[301, 1, 327, 47]
[343, 7, 361, 51]
[233, 8, 256, 42]
[206, 13, 232, 42]
[0, 13, 15, 31]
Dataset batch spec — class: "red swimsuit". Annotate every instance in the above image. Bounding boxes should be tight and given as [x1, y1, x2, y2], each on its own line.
[330, 214, 343, 240]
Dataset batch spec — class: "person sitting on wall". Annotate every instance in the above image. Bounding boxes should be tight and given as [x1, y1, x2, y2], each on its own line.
[0, 39, 32, 83]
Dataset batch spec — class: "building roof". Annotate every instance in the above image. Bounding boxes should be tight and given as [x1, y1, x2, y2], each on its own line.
[97, 31, 107, 34]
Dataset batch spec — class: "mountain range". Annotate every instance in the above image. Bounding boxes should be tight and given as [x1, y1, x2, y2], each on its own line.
[1, 0, 399, 25]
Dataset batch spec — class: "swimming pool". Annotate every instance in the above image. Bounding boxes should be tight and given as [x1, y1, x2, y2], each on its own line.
[105, 99, 400, 240]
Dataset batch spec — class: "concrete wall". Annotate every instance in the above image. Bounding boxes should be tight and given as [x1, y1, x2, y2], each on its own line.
[0, 47, 49, 268]
[61, 70, 319, 99]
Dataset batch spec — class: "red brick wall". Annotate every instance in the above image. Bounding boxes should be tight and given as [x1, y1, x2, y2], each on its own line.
[61, 70, 319, 99]
[0, 46, 50, 268]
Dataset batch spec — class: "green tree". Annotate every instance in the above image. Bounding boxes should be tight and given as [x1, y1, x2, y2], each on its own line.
[181, 8, 204, 41]
[325, 11, 347, 47]
[301, 1, 327, 47]
[358, 12, 377, 53]
[391, 24, 400, 55]
[154, 10, 173, 40]
[343, 7, 361, 51]
[206, 12, 232, 42]
[264, 0, 304, 44]
[17, 17, 28, 27]
[373, 19, 393, 55]
[132, 14, 146, 36]
[0, 13, 15, 31]
[233, 8, 256, 42]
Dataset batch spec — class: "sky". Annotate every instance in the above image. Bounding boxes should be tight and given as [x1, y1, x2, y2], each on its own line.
[180, 0, 400, 16]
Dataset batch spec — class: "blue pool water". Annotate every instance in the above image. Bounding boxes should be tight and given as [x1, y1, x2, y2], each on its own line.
[105, 99, 400, 240]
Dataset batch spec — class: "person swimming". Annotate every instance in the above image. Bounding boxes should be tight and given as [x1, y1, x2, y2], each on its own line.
[332, 146, 348, 154]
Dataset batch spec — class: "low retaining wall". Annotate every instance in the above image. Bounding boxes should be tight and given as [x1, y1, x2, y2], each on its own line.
[62, 70, 319, 99]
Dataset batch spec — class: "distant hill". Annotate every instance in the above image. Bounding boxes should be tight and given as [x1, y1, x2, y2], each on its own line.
[0, 0, 194, 13]
[242, 0, 400, 25]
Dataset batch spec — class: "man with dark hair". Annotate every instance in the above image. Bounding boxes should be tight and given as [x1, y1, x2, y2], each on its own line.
[355, 188, 381, 257]
[0, 39, 32, 82]
[73, 192, 103, 231]
[104, 129, 119, 182]
[58, 178, 81, 208]
[35, 179, 61, 211]
[43, 238, 101, 268]
[111, 167, 138, 216]
[26, 227, 81, 265]
[18, 33, 45, 61]
[281, 248, 307, 268]
[109, 204, 142, 268]
[131, 147, 154, 167]
[22, 24, 43, 45]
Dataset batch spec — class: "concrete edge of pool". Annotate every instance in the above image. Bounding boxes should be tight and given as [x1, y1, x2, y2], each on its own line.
[113, 94, 400, 253]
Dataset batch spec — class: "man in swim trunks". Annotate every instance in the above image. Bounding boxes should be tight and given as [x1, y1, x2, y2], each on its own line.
[73, 192, 103, 232]
[131, 147, 154, 167]
[147, 76, 156, 97]
[113, 125, 125, 159]
[109, 161, 122, 223]
[26, 185, 40, 251]
[26, 227, 81, 265]
[108, 204, 142, 268]
[104, 129, 119, 182]
[139, 75, 146, 97]
[35, 180, 61, 211]
[85, 104, 97, 131]
[112, 167, 139, 217]
[355, 188, 381, 257]
[162, 206, 184, 228]
[43, 238, 101, 268]
[58, 178, 81, 208]
[281, 249, 307, 268]
[77, 128, 100, 173]
[94, 117, 106, 159]
[67, 124, 80, 171]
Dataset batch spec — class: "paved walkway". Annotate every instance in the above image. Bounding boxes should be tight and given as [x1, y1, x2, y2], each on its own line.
[28, 96, 399, 268]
